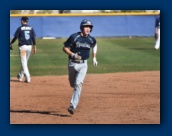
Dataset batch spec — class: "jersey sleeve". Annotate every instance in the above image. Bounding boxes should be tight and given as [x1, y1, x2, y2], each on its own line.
[92, 37, 97, 47]
[31, 28, 36, 37]
[64, 34, 74, 47]
[155, 18, 159, 28]
[92, 37, 97, 53]
[31, 28, 36, 45]
[14, 27, 20, 37]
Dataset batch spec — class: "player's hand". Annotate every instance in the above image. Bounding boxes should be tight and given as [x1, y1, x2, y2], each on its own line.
[10, 45, 13, 50]
[71, 53, 82, 60]
[33, 45, 36, 54]
[93, 58, 98, 67]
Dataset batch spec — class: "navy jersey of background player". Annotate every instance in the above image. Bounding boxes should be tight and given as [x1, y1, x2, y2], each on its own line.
[155, 17, 160, 29]
[64, 32, 96, 60]
[14, 24, 36, 46]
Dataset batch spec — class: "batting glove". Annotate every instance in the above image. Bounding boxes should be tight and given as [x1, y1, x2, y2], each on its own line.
[71, 53, 82, 60]
[93, 58, 98, 67]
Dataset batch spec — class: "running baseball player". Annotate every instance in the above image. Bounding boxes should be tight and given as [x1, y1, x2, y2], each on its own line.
[10, 16, 36, 83]
[63, 19, 98, 114]
[154, 15, 160, 50]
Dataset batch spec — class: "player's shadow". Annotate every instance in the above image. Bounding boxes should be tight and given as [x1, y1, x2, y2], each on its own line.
[10, 79, 28, 83]
[10, 79, 20, 82]
[10, 110, 71, 117]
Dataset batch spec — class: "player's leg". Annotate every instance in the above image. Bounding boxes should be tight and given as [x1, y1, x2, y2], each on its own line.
[25, 45, 32, 82]
[68, 62, 77, 87]
[17, 66, 24, 81]
[19, 45, 31, 83]
[69, 61, 88, 112]
[67, 62, 77, 114]
[19, 46, 27, 82]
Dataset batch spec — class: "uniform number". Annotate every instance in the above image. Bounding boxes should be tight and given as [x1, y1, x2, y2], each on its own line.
[24, 31, 30, 40]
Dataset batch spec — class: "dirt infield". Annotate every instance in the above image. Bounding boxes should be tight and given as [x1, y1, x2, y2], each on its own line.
[10, 71, 160, 124]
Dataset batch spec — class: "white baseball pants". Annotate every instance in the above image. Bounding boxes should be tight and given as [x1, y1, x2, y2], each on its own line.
[18, 45, 32, 81]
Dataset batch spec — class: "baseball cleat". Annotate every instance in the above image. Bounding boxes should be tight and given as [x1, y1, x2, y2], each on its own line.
[24, 78, 30, 83]
[24, 80, 30, 83]
[17, 75, 23, 82]
[68, 106, 75, 114]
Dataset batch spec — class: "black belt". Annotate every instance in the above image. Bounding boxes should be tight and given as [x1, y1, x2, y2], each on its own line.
[70, 60, 85, 63]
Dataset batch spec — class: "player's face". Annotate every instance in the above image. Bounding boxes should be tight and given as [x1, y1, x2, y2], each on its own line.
[21, 20, 27, 25]
[82, 26, 91, 36]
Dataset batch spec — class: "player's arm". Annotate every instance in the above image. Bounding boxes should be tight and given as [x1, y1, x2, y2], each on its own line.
[10, 36, 17, 50]
[32, 45, 36, 54]
[154, 19, 159, 39]
[63, 35, 82, 60]
[63, 35, 74, 56]
[63, 47, 73, 56]
[31, 28, 37, 54]
[155, 27, 158, 34]
[92, 44, 98, 67]
[31, 37, 36, 54]
[10, 28, 20, 50]
[10, 36, 17, 45]
[154, 27, 158, 40]
[63, 47, 82, 60]
[92, 44, 97, 57]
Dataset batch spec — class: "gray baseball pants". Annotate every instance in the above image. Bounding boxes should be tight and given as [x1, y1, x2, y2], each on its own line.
[68, 60, 88, 109]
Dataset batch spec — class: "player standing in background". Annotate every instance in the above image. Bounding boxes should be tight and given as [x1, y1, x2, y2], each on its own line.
[154, 15, 160, 50]
[63, 19, 98, 114]
[10, 16, 36, 83]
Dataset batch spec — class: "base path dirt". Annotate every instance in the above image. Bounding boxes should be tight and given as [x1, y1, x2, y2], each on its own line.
[10, 71, 160, 124]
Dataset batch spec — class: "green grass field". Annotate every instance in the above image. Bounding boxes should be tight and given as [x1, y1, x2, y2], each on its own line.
[10, 37, 160, 77]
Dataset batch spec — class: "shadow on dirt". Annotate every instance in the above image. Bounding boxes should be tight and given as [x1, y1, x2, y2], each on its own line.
[10, 79, 20, 82]
[10, 110, 71, 117]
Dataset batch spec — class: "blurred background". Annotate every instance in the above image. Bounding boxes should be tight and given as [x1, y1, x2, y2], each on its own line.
[10, 10, 160, 14]
[10, 10, 160, 39]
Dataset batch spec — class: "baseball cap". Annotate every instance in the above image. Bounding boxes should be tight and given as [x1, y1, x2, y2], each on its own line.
[21, 16, 29, 22]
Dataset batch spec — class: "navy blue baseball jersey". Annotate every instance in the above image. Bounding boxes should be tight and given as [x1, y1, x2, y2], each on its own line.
[64, 32, 96, 60]
[12, 24, 36, 46]
[155, 17, 160, 29]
